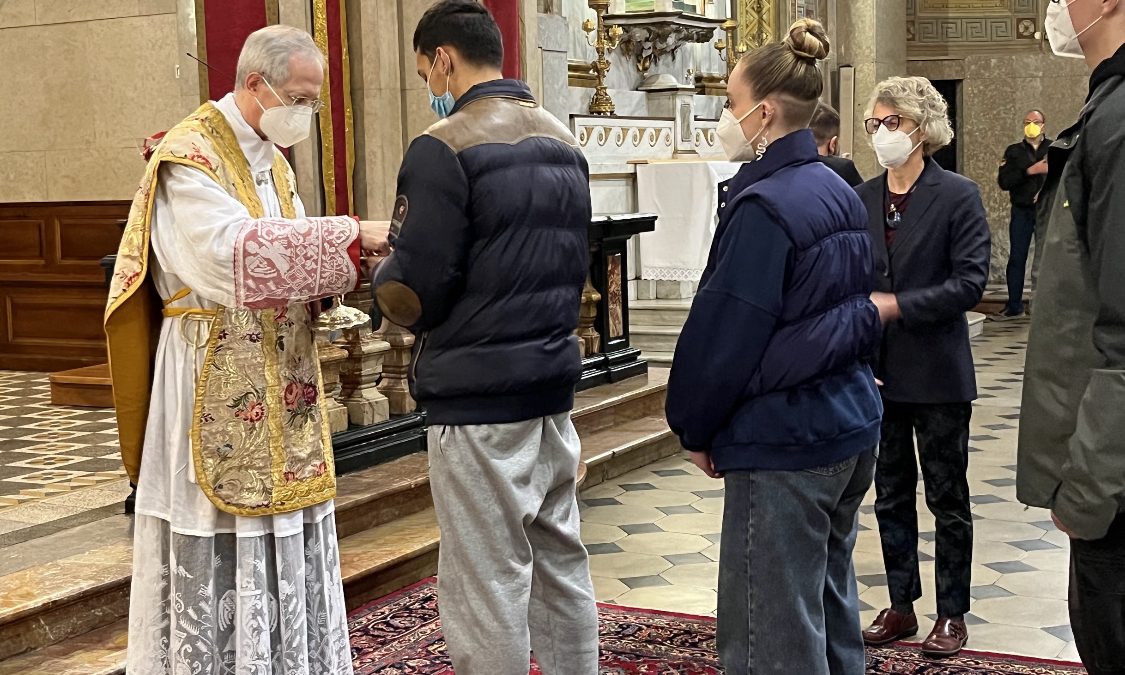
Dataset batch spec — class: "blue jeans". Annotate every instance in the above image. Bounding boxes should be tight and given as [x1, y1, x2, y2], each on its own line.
[1005, 206, 1037, 314]
[717, 450, 877, 675]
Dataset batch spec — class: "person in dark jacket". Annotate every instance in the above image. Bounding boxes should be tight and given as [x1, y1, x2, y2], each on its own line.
[1019, 3, 1125, 673]
[369, 2, 596, 673]
[811, 101, 865, 187]
[993, 109, 1051, 320]
[666, 19, 883, 675]
[856, 76, 991, 658]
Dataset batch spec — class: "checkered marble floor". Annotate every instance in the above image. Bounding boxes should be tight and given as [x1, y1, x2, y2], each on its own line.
[579, 318, 1082, 662]
[0, 371, 129, 539]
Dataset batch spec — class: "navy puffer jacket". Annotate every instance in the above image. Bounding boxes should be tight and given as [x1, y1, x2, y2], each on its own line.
[372, 80, 589, 426]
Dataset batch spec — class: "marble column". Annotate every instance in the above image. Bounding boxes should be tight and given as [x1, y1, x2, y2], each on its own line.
[539, 12, 572, 122]
[836, 0, 907, 178]
[347, 0, 406, 221]
[334, 325, 392, 427]
[644, 83, 698, 156]
[316, 339, 351, 433]
[374, 320, 417, 415]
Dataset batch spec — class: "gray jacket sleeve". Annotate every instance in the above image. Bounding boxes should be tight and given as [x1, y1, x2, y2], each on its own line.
[1054, 104, 1125, 540]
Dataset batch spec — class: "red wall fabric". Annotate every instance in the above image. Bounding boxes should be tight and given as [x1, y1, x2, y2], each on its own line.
[482, 0, 521, 79]
[324, 0, 351, 215]
[202, 1, 270, 100]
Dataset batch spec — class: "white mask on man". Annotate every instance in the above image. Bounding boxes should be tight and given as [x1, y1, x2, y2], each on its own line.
[1044, 0, 1102, 59]
[256, 78, 314, 148]
[716, 102, 765, 162]
[873, 124, 923, 170]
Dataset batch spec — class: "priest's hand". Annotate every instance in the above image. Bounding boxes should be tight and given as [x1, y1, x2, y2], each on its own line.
[359, 220, 392, 257]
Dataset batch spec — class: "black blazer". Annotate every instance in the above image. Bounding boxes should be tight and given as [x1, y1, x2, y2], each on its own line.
[856, 159, 991, 404]
[819, 154, 864, 187]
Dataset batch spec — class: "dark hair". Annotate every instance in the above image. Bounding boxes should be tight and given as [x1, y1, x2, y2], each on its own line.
[413, 0, 503, 69]
[738, 19, 829, 126]
[1026, 108, 1046, 123]
[809, 101, 840, 145]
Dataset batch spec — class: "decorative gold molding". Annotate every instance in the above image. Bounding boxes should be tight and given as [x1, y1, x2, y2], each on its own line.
[313, 0, 337, 215]
[737, 0, 776, 51]
[339, 0, 354, 214]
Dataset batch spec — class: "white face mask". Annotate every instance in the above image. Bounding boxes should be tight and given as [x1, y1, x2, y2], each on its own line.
[716, 102, 765, 162]
[873, 124, 923, 169]
[1045, 0, 1102, 59]
[256, 78, 314, 148]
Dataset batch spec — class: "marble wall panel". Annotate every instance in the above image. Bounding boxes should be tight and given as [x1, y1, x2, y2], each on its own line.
[89, 15, 186, 149]
[353, 88, 406, 220]
[0, 2, 184, 202]
[0, 0, 35, 29]
[33, 0, 142, 25]
[139, 0, 178, 14]
[0, 22, 94, 155]
[0, 152, 48, 202]
[45, 147, 146, 202]
[914, 53, 1086, 281]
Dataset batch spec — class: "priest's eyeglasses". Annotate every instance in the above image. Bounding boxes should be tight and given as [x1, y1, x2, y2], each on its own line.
[287, 95, 324, 113]
[864, 114, 904, 135]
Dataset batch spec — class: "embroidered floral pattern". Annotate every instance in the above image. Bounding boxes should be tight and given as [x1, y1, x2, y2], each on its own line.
[233, 216, 359, 311]
[229, 389, 267, 424]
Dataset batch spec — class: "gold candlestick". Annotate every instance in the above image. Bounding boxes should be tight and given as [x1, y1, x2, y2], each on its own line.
[582, 0, 623, 116]
[714, 18, 748, 81]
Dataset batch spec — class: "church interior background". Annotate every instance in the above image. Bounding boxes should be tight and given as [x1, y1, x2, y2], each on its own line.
[0, 0, 1095, 671]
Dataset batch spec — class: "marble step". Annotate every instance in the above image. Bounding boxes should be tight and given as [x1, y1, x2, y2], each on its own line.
[630, 299, 693, 327]
[0, 375, 672, 663]
[631, 326, 682, 354]
[968, 311, 986, 339]
[579, 415, 681, 490]
[0, 453, 434, 663]
[644, 351, 675, 367]
[571, 369, 668, 437]
[0, 619, 127, 675]
[0, 509, 442, 675]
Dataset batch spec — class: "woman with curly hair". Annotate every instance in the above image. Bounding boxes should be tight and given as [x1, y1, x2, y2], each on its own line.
[857, 76, 991, 657]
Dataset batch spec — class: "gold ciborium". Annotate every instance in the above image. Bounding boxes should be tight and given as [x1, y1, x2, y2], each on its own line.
[582, 0, 624, 116]
[313, 296, 370, 335]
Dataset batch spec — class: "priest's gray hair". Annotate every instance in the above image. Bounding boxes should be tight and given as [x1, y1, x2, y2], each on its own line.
[235, 25, 325, 90]
[865, 76, 954, 156]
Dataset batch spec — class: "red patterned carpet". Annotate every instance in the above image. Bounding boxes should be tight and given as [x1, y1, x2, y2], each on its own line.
[348, 578, 1086, 674]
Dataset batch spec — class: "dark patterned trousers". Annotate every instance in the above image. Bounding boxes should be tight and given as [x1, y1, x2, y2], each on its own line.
[875, 400, 973, 618]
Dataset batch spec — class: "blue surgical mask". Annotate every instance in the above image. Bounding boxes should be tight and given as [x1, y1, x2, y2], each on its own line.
[427, 53, 455, 119]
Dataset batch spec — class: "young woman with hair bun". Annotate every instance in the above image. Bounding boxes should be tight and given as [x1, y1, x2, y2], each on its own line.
[666, 18, 884, 675]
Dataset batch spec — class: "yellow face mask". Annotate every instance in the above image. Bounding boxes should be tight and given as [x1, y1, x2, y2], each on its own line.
[1024, 122, 1043, 139]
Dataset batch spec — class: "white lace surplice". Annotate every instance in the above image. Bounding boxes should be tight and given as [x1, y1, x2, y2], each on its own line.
[127, 93, 355, 675]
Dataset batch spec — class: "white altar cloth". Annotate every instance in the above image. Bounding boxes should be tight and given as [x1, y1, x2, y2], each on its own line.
[636, 160, 743, 282]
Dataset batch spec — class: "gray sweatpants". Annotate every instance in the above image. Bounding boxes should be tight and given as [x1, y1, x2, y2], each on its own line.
[428, 413, 599, 675]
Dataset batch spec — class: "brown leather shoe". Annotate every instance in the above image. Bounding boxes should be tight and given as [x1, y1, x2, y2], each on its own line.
[921, 617, 969, 657]
[863, 608, 919, 646]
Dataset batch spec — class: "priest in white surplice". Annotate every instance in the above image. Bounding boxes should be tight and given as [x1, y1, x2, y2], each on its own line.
[105, 26, 386, 674]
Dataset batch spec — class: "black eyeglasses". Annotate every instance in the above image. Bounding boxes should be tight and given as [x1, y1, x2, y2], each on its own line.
[864, 114, 908, 135]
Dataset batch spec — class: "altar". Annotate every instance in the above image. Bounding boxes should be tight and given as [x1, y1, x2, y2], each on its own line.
[634, 159, 741, 283]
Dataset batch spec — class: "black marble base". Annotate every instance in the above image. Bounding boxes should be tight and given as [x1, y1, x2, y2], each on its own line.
[332, 412, 428, 474]
[577, 348, 648, 391]
[121, 413, 429, 514]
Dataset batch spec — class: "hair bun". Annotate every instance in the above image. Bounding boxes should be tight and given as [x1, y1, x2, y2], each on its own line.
[785, 18, 830, 62]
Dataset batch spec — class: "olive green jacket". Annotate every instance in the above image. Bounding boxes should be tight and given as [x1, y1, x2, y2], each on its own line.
[1017, 71, 1125, 541]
